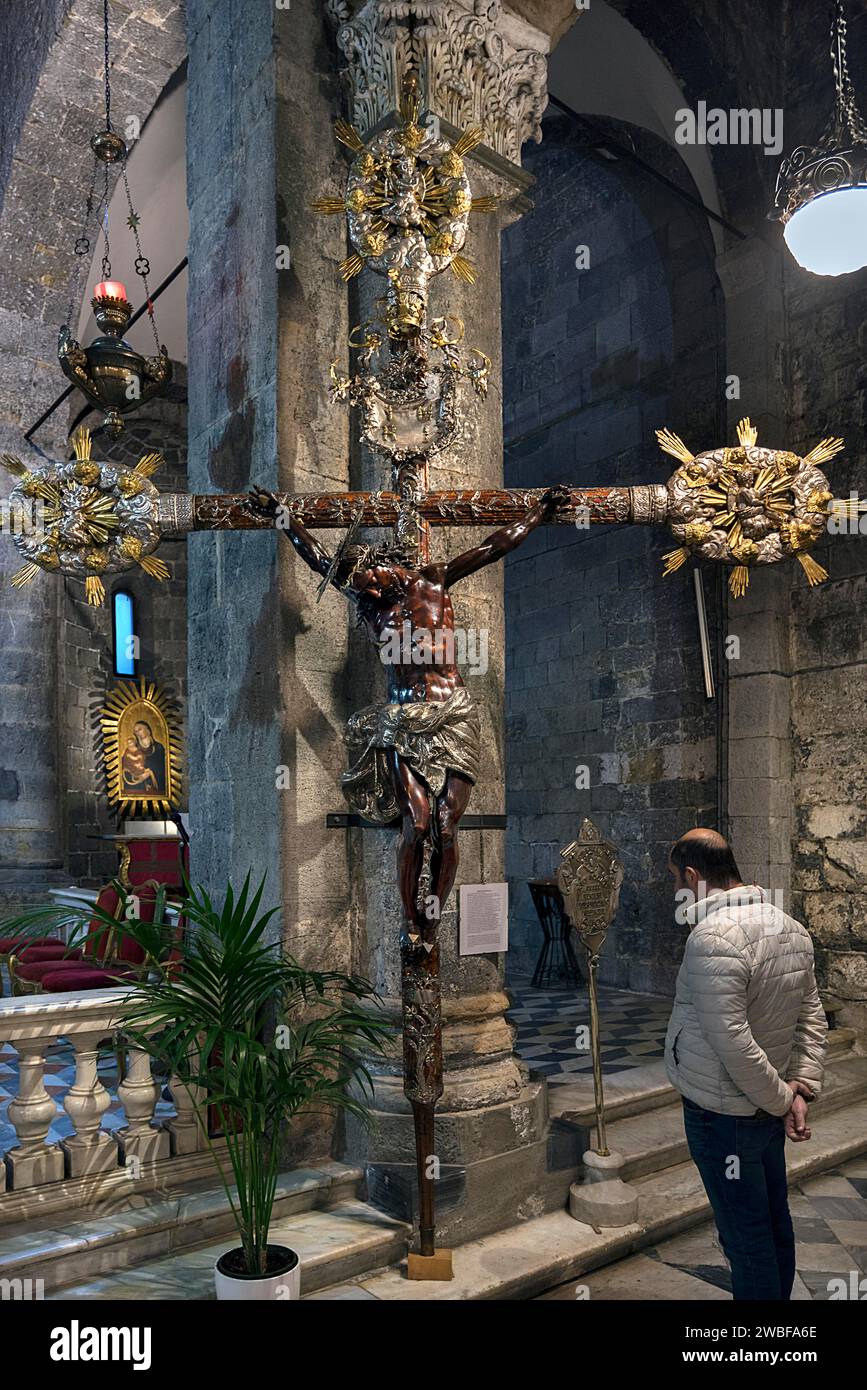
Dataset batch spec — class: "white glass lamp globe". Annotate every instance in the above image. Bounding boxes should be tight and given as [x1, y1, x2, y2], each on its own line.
[783, 185, 867, 275]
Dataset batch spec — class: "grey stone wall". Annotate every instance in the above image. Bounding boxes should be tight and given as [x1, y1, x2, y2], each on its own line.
[0, 445, 63, 908]
[0, 0, 72, 213]
[502, 117, 725, 993]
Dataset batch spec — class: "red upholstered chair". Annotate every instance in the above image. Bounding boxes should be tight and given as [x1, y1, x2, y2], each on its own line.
[0, 936, 74, 996]
[11, 881, 161, 995]
[4, 942, 79, 960]
[0, 936, 67, 954]
[39, 964, 139, 991]
[125, 837, 189, 894]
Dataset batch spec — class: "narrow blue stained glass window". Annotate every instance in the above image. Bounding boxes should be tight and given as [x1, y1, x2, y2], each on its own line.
[113, 590, 136, 676]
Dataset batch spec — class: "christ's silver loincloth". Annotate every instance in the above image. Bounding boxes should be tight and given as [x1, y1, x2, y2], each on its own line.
[341, 686, 481, 823]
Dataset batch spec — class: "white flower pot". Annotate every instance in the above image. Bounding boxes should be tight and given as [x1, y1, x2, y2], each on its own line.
[214, 1245, 300, 1301]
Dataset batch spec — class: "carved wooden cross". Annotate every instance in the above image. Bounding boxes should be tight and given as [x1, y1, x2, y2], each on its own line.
[151, 415, 845, 1283]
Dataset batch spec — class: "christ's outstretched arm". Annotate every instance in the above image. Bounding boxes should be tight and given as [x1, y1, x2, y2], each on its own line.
[248, 486, 335, 584]
[442, 484, 570, 587]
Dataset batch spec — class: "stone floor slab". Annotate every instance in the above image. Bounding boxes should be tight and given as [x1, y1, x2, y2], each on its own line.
[537, 1252, 729, 1301]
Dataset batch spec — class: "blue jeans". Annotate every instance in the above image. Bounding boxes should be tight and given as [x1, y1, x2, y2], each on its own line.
[681, 1096, 796, 1301]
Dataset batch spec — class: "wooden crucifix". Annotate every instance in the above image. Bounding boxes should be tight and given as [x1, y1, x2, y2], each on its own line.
[2, 73, 857, 1279]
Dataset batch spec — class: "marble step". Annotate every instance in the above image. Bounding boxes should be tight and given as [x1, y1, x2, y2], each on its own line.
[820, 1026, 859, 1056]
[599, 1055, 867, 1182]
[0, 1160, 363, 1292]
[307, 1096, 867, 1300]
[48, 1199, 411, 1300]
[546, 1058, 675, 1129]
[546, 1025, 861, 1132]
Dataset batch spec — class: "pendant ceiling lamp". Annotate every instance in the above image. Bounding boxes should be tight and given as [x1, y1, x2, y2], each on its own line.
[772, 0, 867, 276]
[58, 0, 171, 436]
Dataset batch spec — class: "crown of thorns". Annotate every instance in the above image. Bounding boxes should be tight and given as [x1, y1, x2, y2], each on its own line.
[337, 542, 415, 588]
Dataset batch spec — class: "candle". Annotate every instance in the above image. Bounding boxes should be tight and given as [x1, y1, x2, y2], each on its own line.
[93, 279, 128, 302]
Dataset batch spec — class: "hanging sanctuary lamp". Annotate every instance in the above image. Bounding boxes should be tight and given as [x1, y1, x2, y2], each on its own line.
[772, 0, 867, 275]
[58, 0, 171, 436]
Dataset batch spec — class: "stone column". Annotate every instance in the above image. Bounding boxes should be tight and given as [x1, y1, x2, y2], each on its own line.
[716, 237, 794, 903]
[332, 0, 566, 1245]
[0, 435, 64, 915]
[185, 0, 351, 1163]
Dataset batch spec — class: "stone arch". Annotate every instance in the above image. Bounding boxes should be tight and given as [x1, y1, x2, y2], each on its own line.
[589, 0, 784, 231]
[547, 0, 724, 249]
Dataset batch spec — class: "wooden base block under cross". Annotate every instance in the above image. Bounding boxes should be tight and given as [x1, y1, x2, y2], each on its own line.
[407, 1249, 454, 1281]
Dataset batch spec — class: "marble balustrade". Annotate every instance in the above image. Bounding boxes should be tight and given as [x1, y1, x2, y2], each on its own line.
[0, 986, 207, 1213]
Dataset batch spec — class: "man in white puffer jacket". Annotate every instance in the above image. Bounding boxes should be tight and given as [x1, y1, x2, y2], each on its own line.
[664, 829, 827, 1302]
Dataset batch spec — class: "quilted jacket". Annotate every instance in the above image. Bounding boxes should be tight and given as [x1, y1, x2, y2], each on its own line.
[664, 886, 827, 1116]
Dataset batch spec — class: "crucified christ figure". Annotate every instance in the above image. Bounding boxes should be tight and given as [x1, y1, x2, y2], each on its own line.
[250, 479, 566, 1264]
[250, 484, 567, 949]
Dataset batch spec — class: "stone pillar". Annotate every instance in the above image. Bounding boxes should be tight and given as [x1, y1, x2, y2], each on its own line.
[716, 237, 794, 904]
[185, 0, 351, 1162]
[332, 0, 565, 1245]
[0, 434, 64, 914]
[724, 566, 794, 900]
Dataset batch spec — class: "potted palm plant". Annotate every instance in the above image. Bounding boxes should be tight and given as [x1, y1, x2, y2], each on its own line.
[1, 874, 389, 1300]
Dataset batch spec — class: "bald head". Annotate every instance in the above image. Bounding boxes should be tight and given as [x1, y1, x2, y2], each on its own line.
[669, 828, 742, 892]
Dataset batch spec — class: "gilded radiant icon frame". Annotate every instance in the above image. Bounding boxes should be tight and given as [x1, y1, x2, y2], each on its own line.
[100, 677, 183, 818]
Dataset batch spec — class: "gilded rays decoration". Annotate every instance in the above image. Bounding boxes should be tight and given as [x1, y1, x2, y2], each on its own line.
[312, 73, 498, 331]
[2, 427, 170, 607]
[659, 417, 842, 598]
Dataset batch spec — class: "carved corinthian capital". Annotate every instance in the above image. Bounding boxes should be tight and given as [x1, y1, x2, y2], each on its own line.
[324, 0, 549, 167]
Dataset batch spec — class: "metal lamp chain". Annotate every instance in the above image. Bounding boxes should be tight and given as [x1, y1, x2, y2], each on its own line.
[101, 164, 112, 281]
[121, 166, 161, 353]
[54, 0, 172, 434]
[103, 0, 112, 132]
[831, 0, 867, 144]
[65, 161, 99, 327]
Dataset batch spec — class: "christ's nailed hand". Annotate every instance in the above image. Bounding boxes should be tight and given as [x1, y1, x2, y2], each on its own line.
[248, 485, 279, 518]
[540, 483, 572, 513]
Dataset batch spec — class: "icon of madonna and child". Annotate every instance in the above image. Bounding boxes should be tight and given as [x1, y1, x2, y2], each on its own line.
[120, 717, 168, 798]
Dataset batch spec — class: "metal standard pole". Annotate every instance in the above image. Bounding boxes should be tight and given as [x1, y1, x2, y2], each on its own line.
[693, 568, 716, 700]
[586, 951, 609, 1156]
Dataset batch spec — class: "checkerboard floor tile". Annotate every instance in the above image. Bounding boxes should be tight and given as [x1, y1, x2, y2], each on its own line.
[645, 1159, 867, 1299]
[507, 977, 672, 1083]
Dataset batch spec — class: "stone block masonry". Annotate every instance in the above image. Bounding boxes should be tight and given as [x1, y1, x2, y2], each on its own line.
[502, 116, 724, 993]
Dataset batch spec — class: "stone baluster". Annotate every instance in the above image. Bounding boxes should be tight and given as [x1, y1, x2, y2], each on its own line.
[60, 1030, 117, 1177]
[116, 1042, 170, 1166]
[6, 1039, 64, 1188]
[167, 1064, 207, 1155]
